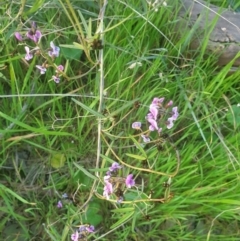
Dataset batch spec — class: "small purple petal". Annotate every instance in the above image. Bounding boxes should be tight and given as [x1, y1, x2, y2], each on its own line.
[24, 46, 33, 61]
[171, 106, 179, 120]
[152, 97, 164, 105]
[149, 105, 158, 120]
[158, 127, 162, 134]
[141, 134, 150, 143]
[166, 117, 174, 129]
[146, 116, 159, 131]
[57, 200, 63, 208]
[85, 225, 95, 233]
[104, 175, 111, 181]
[56, 65, 64, 72]
[62, 193, 68, 199]
[106, 170, 111, 176]
[26, 30, 42, 43]
[48, 41, 60, 57]
[117, 196, 124, 203]
[71, 231, 79, 241]
[103, 181, 113, 199]
[15, 32, 23, 41]
[52, 75, 60, 83]
[166, 100, 173, 108]
[132, 122, 142, 130]
[109, 162, 121, 172]
[36, 65, 47, 74]
[125, 174, 135, 188]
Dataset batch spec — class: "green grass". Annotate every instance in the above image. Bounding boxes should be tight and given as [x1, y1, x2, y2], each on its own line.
[1, 0, 240, 240]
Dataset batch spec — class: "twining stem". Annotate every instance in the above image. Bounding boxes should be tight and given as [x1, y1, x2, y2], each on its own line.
[101, 134, 181, 178]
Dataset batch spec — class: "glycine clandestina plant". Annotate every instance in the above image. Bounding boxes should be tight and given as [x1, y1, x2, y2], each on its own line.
[97, 97, 180, 236]
[14, 21, 64, 83]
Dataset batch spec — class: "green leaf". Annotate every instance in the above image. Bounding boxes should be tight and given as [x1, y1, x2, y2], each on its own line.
[0, 184, 36, 205]
[110, 211, 134, 229]
[129, 135, 147, 157]
[108, 99, 139, 117]
[73, 162, 98, 181]
[226, 105, 240, 128]
[0, 111, 75, 137]
[72, 98, 105, 118]
[50, 153, 66, 168]
[125, 153, 147, 161]
[83, 201, 103, 226]
[23, 0, 45, 16]
[60, 46, 83, 60]
[73, 42, 85, 50]
[111, 207, 135, 213]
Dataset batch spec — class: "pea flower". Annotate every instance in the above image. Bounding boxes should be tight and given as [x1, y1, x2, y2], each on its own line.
[109, 162, 122, 172]
[52, 65, 64, 83]
[24, 46, 33, 61]
[62, 193, 68, 199]
[125, 174, 135, 188]
[166, 117, 174, 129]
[132, 122, 142, 130]
[71, 231, 79, 241]
[146, 113, 159, 131]
[141, 134, 150, 143]
[85, 225, 95, 233]
[57, 200, 63, 208]
[103, 178, 113, 200]
[26, 22, 42, 43]
[52, 76, 60, 83]
[36, 65, 47, 74]
[171, 106, 179, 120]
[72, 224, 94, 240]
[48, 41, 60, 57]
[15, 32, 23, 41]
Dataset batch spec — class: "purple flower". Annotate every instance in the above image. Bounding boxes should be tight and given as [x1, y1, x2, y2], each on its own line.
[109, 162, 121, 172]
[85, 225, 95, 233]
[149, 104, 158, 120]
[141, 134, 150, 143]
[15, 32, 23, 41]
[103, 180, 113, 199]
[117, 196, 124, 203]
[36, 65, 47, 74]
[125, 174, 135, 188]
[62, 193, 68, 199]
[52, 75, 60, 83]
[158, 127, 163, 134]
[48, 41, 60, 57]
[56, 65, 64, 72]
[78, 225, 95, 235]
[166, 117, 174, 129]
[166, 100, 173, 108]
[71, 231, 79, 241]
[24, 46, 33, 61]
[26, 30, 42, 43]
[57, 200, 63, 208]
[132, 122, 142, 130]
[152, 97, 164, 106]
[171, 106, 179, 120]
[146, 113, 159, 131]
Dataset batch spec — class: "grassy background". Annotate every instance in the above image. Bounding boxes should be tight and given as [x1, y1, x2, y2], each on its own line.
[0, 0, 240, 240]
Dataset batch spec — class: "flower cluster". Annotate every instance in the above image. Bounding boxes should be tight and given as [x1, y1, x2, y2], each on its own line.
[15, 21, 42, 43]
[103, 162, 135, 201]
[132, 97, 179, 143]
[14, 22, 64, 83]
[71, 225, 95, 241]
[56, 193, 69, 208]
